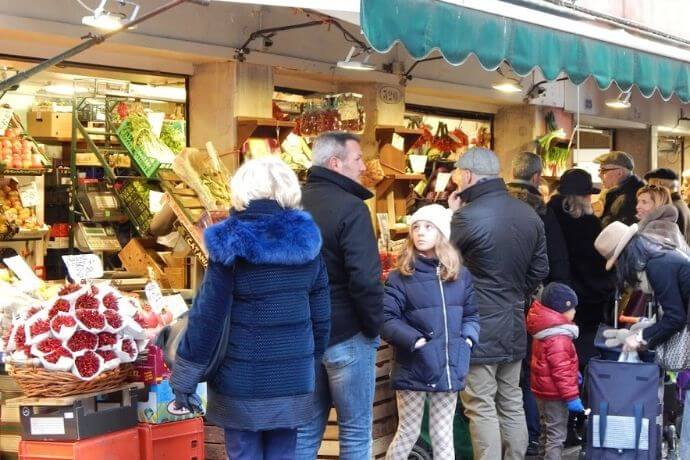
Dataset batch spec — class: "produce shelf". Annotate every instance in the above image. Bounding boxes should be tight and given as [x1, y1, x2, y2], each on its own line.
[375, 125, 424, 152]
[236, 117, 296, 149]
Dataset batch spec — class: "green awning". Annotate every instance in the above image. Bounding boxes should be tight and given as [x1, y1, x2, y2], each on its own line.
[361, 0, 690, 102]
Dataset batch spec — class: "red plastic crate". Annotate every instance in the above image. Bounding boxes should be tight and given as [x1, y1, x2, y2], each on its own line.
[19, 427, 140, 460]
[138, 417, 204, 460]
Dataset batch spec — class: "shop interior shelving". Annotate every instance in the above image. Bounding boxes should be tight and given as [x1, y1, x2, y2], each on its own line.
[373, 125, 425, 237]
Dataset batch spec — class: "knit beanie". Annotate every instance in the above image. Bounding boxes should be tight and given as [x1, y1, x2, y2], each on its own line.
[408, 204, 452, 240]
[541, 282, 578, 313]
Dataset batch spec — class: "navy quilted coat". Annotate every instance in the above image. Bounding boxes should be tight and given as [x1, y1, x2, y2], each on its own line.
[381, 256, 479, 392]
[170, 199, 331, 431]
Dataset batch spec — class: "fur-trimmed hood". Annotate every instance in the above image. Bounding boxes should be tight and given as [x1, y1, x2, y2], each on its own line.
[204, 199, 322, 266]
[507, 181, 546, 216]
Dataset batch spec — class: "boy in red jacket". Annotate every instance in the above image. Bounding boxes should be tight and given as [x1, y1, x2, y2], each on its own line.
[526, 283, 585, 460]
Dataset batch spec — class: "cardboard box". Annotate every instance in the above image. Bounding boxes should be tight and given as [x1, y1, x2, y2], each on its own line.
[27, 111, 72, 139]
[129, 345, 169, 386]
[14, 385, 139, 441]
[137, 380, 206, 424]
[118, 239, 188, 289]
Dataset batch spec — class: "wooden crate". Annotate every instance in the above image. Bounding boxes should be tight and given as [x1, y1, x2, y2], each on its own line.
[0, 398, 21, 459]
[204, 422, 226, 460]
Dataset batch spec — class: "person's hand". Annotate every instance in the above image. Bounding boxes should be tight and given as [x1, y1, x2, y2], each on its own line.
[414, 337, 428, 350]
[173, 391, 204, 415]
[567, 398, 585, 413]
[465, 338, 473, 348]
[623, 333, 641, 352]
[448, 191, 462, 212]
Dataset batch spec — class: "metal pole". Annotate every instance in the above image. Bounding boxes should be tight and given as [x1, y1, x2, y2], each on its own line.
[0, 0, 209, 93]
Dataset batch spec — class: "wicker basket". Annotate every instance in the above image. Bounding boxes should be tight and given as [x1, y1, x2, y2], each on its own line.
[8, 363, 132, 398]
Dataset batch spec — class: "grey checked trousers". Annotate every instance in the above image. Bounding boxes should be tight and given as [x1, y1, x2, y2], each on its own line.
[385, 390, 458, 460]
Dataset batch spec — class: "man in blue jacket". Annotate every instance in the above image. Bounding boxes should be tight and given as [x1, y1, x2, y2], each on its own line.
[296, 132, 384, 459]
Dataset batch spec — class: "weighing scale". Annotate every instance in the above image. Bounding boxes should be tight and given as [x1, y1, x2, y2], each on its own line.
[76, 187, 126, 223]
[76, 223, 122, 252]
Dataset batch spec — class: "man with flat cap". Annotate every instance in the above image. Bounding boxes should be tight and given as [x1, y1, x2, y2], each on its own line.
[595, 151, 644, 226]
[644, 167, 690, 242]
[448, 147, 549, 460]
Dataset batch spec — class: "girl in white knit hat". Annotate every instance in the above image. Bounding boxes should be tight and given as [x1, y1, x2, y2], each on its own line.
[381, 204, 479, 460]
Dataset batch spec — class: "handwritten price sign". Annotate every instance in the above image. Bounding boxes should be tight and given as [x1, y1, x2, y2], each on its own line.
[62, 254, 104, 282]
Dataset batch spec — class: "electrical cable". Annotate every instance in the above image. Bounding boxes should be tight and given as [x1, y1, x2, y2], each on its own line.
[74, 0, 96, 13]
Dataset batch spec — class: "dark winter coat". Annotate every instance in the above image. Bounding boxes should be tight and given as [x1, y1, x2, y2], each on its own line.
[451, 178, 549, 364]
[381, 256, 479, 392]
[640, 249, 690, 347]
[548, 195, 615, 325]
[507, 181, 570, 284]
[170, 200, 331, 431]
[302, 166, 383, 346]
[671, 193, 690, 243]
[526, 301, 580, 402]
[601, 174, 644, 226]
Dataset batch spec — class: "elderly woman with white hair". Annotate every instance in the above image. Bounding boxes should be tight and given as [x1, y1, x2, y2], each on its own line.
[170, 156, 331, 460]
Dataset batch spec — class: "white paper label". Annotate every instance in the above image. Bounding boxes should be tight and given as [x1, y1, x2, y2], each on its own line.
[3, 256, 41, 290]
[0, 108, 13, 132]
[391, 133, 405, 152]
[145, 281, 164, 312]
[338, 100, 359, 121]
[30, 417, 65, 435]
[62, 254, 104, 282]
[435, 172, 451, 192]
[149, 190, 164, 213]
[63, 412, 74, 419]
[161, 294, 188, 320]
[19, 182, 39, 208]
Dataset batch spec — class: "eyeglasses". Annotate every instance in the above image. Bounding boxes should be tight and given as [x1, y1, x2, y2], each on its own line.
[598, 167, 622, 175]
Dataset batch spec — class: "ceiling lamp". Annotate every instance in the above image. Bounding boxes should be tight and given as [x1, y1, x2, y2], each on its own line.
[492, 78, 523, 93]
[336, 47, 376, 71]
[81, 0, 139, 31]
[605, 91, 631, 109]
[43, 83, 76, 96]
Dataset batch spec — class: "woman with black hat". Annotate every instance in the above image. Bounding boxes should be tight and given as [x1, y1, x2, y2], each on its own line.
[547, 169, 616, 367]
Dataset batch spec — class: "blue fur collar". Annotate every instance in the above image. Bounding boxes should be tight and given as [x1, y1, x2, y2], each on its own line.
[204, 200, 322, 266]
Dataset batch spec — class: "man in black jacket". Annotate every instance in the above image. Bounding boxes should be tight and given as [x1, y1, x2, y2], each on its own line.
[596, 151, 644, 226]
[449, 147, 549, 460]
[507, 152, 570, 455]
[507, 152, 570, 284]
[295, 132, 383, 460]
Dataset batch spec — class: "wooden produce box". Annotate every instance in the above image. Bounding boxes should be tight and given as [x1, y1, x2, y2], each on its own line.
[204, 423, 225, 460]
[318, 341, 397, 459]
[0, 398, 21, 460]
[27, 110, 72, 139]
[119, 239, 189, 289]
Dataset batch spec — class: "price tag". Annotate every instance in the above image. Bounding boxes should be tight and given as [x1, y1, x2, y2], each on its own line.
[160, 294, 188, 320]
[391, 133, 405, 152]
[149, 190, 164, 213]
[145, 281, 164, 313]
[62, 254, 103, 282]
[338, 100, 359, 121]
[435, 172, 451, 192]
[19, 182, 39, 208]
[0, 108, 13, 132]
[3, 255, 42, 290]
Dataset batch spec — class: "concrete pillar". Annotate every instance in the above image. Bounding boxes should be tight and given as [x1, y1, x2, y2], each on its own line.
[188, 61, 273, 172]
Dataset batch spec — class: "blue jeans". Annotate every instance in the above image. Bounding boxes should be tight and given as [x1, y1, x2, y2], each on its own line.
[681, 390, 690, 459]
[295, 332, 379, 460]
[225, 428, 297, 460]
